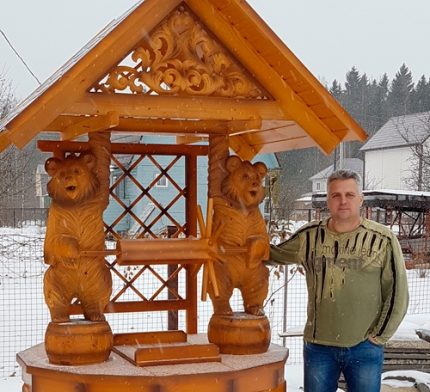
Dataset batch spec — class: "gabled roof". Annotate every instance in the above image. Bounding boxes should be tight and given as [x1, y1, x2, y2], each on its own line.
[309, 158, 363, 181]
[0, 0, 367, 159]
[361, 111, 430, 152]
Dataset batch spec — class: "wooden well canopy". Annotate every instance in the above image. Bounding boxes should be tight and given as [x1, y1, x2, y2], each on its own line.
[0, 0, 366, 159]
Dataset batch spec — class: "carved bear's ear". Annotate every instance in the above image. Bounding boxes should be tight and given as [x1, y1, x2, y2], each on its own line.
[45, 158, 62, 177]
[225, 155, 242, 173]
[253, 162, 267, 179]
[80, 153, 96, 170]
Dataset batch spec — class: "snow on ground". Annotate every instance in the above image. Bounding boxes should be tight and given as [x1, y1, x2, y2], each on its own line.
[1, 224, 430, 391]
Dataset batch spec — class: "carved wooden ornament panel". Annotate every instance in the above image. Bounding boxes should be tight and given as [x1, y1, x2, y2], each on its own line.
[93, 5, 269, 99]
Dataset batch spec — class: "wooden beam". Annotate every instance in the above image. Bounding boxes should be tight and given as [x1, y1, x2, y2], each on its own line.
[6, 0, 183, 149]
[37, 140, 209, 156]
[113, 117, 261, 135]
[176, 136, 207, 145]
[186, 0, 342, 154]
[229, 134, 262, 161]
[69, 299, 189, 315]
[46, 115, 263, 137]
[65, 93, 287, 121]
[61, 111, 119, 140]
[0, 130, 10, 152]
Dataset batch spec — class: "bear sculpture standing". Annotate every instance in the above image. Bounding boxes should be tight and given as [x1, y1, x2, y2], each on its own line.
[208, 155, 269, 316]
[43, 152, 112, 322]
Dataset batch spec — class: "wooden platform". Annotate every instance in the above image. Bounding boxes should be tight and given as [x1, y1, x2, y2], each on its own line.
[17, 334, 288, 392]
[112, 331, 221, 366]
[383, 339, 430, 372]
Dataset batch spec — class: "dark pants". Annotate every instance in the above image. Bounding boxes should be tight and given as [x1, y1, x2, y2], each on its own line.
[303, 340, 384, 392]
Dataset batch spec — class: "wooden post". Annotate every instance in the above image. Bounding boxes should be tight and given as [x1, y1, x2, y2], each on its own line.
[167, 226, 179, 331]
[185, 154, 198, 333]
[208, 135, 229, 198]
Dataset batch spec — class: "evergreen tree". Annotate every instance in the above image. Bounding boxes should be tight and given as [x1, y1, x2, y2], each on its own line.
[367, 74, 390, 135]
[411, 75, 430, 113]
[388, 63, 414, 116]
[343, 67, 362, 120]
[329, 79, 343, 100]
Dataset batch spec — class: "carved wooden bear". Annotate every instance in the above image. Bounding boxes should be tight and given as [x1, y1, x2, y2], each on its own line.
[43, 153, 112, 322]
[209, 155, 270, 316]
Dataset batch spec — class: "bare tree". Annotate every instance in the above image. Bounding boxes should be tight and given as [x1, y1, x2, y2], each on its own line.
[0, 73, 42, 209]
[394, 113, 430, 191]
[269, 170, 303, 222]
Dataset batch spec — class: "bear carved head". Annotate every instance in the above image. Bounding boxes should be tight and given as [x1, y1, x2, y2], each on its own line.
[221, 156, 267, 210]
[45, 153, 99, 206]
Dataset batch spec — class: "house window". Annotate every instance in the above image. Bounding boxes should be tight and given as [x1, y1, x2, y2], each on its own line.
[316, 182, 321, 191]
[154, 173, 168, 188]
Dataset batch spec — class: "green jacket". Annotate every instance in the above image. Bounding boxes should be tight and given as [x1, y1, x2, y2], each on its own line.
[270, 218, 409, 347]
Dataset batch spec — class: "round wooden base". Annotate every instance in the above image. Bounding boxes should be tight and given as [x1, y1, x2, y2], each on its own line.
[45, 320, 113, 365]
[18, 335, 288, 392]
[208, 312, 271, 354]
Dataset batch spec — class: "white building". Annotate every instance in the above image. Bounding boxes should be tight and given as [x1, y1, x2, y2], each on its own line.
[309, 158, 364, 193]
[361, 111, 430, 191]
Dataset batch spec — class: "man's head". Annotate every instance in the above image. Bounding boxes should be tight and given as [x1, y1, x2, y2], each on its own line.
[326, 170, 363, 225]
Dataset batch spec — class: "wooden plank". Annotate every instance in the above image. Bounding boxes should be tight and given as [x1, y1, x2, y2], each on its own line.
[384, 353, 430, 360]
[66, 93, 287, 122]
[383, 363, 430, 371]
[114, 330, 187, 346]
[6, 0, 183, 149]
[134, 343, 220, 366]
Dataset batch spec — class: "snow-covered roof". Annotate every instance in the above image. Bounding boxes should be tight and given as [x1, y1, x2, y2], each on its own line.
[309, 158, 363, 181]
[364, 188, 430, 197]
[361, 111, 430, 152]
[312, 188, 430, 210]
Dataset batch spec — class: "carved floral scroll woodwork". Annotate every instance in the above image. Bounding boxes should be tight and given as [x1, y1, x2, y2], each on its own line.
[92, 6, 270, 99]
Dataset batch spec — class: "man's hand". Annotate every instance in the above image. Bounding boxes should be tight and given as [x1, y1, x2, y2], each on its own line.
[368, 335, 383, 346]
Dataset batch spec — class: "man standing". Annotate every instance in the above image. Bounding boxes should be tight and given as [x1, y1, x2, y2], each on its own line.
[270, 170, 408, 392]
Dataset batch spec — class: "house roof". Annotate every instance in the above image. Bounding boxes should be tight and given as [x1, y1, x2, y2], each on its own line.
[0, 0, 367, 159]
[309, 158, 363, 181]
[360, 111, 430, 152]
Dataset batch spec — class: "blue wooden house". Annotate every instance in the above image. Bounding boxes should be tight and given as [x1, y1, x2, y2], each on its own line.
[104, 135, 279, 236]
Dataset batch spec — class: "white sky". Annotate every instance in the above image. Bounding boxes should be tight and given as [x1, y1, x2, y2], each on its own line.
[0, 0, 429, 99]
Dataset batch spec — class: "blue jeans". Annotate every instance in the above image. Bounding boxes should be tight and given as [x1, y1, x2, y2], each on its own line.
[303, 340, 384, 392]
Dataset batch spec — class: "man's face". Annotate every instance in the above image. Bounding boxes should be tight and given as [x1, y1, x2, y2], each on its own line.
[327, 179, 363, 223]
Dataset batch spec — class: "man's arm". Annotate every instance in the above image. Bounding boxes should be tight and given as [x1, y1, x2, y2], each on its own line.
[267, 231, 305, 266]
[369, 232, 409, 345]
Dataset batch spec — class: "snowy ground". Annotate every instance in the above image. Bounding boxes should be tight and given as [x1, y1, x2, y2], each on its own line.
[2, 313, 430, 391]
[1, 224, 430, 390]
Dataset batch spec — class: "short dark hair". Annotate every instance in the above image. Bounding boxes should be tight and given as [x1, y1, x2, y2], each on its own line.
[327, 170, 362, 193]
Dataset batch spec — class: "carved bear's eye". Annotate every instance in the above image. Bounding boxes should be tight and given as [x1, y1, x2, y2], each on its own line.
[74, 168, 81, 175]
[242, 174, 250, 180]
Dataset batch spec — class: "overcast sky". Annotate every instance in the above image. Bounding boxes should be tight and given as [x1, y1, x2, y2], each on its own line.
[1, 0, 429, 99]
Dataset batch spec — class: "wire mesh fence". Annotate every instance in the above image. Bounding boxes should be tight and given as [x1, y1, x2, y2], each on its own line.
[0, 222, 287, 377]
[1, 216, 429, 375]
